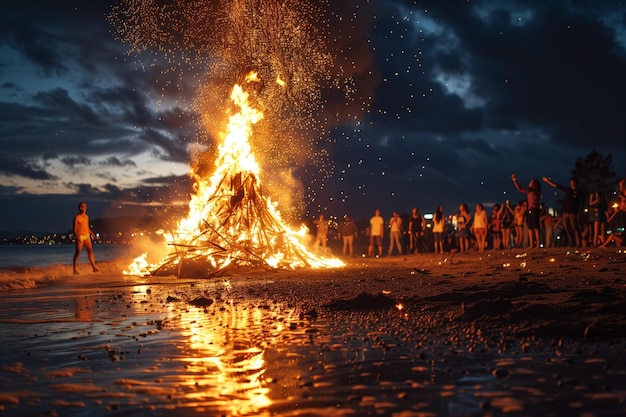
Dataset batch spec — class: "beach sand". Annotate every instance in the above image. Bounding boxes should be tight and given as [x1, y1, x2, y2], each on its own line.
[0, 247, 625, 416]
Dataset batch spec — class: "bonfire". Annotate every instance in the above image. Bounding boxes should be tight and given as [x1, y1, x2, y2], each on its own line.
[126, 76, 343, 277]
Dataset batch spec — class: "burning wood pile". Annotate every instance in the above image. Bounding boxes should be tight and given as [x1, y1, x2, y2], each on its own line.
[152, 170, 321, 277]
[126, 80, 343, 277]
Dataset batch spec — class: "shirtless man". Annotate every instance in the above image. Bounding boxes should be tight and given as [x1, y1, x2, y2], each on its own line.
[73, 202, 99, 274]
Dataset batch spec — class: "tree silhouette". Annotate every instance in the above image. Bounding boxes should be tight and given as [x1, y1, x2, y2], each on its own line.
[571, 150, 617, 195]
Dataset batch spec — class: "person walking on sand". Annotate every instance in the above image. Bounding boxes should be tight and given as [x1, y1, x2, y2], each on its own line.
[73, 202, 99, 274]
[511, 174, 542, 249]
[368, 209, 385, 257]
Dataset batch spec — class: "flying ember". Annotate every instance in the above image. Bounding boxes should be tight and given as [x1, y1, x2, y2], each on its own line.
[125, 76, 344, 277]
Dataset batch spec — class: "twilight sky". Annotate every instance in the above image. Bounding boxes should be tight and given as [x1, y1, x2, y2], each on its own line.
[1, 0, 625, 233]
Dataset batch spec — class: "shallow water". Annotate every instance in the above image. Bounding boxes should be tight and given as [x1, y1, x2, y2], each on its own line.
[0, 244, 128, 268]
[0, 245, 139, 291]
[1, 269, 625, 416]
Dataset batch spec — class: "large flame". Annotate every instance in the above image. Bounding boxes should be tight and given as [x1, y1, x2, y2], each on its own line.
[126, 77, 343, 276]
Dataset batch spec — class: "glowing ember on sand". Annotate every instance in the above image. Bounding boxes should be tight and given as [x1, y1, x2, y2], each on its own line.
[126, 76, 343, 277]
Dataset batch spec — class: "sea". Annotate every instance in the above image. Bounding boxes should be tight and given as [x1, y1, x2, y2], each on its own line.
[0, 244, 131, 291]
[0, 244, 127, 268]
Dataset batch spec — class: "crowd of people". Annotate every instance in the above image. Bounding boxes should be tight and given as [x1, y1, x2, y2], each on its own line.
[312, 177, 626, 257]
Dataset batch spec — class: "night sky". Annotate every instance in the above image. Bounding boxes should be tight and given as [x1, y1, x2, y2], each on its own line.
[1, 0, 625, 234]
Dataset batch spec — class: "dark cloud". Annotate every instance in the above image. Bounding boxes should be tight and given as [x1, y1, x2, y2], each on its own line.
[0, 158, 57, 180]
[0, 184, 23, 195]
[34, 88, 104, 127]
[100, 156, 137, 168]
[0, 97, 135, 159]
[139, 129, 189, 163]
[102, 183, 123, 197]
[411, 1, 626, 150]
[90, 87, 155, 127]
[0, 23, 70, 77]
[60, 155, 92, 168]
[69, 183, 105, 195]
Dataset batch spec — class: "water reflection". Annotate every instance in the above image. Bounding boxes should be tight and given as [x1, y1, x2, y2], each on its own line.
[74, 294, 94, 322]
[173, 299, 277, 415]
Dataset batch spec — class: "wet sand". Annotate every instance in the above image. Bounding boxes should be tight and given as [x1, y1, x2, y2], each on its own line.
[0, 247, 625, 416]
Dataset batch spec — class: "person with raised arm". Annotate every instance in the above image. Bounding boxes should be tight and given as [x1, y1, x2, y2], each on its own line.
[542, 176, 582, 247]
[511, 174, 542, 249]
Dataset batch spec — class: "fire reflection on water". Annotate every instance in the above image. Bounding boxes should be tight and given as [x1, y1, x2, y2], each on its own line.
[165, 292, 291, 415]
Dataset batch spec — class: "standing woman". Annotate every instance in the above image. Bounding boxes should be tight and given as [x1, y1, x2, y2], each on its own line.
[432, 206, 445, 254]
[501, 200, 515, 249]
[388, 211, 403, 256]
[513, 202, 526, 248]
[490, 204, 503, 250]
[455, 203, 471, 253]
[472, 203, 488, 252]
[511, 174, 542, 249]
[408, 208, 425, 254]
[589, 191, 608, 247]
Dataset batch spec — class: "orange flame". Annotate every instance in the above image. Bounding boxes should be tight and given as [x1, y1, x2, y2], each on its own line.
[125, 77, 343, 276]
